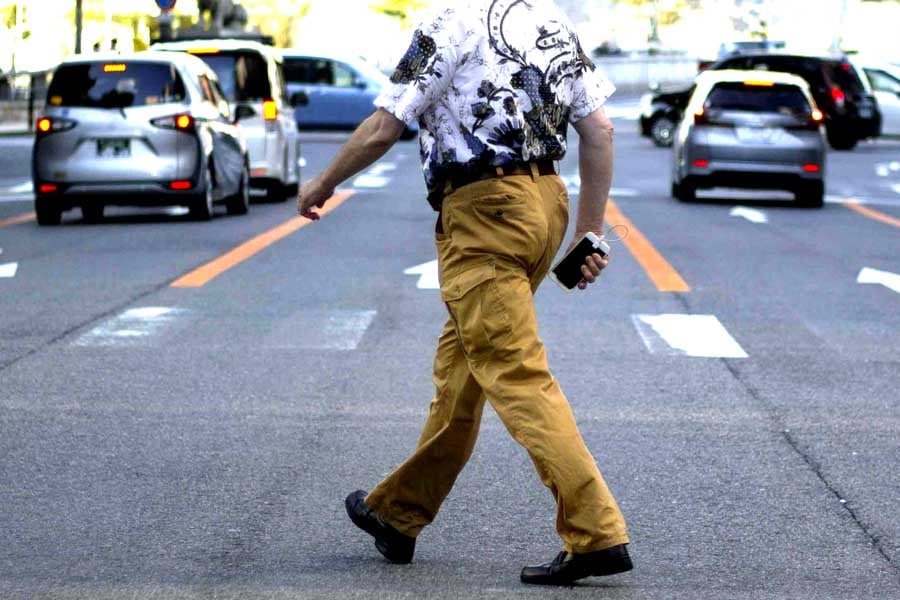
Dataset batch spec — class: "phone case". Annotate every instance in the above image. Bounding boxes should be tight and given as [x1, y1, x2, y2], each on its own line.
[549, 232, 610, 291]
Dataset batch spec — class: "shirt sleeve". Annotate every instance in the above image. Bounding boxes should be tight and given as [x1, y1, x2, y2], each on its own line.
[569, 55, 616, 124]
[374, 7, 463, 124]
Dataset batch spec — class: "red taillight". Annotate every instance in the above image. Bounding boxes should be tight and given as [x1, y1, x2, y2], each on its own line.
[693, 159, 710, 168]
[169, 180, 193, 190]
[263, 99, 278, 121]
[831, 87, 846, 107]
[802, 164, 821, 173]
[39, 184, 58, 193]
[151, 113, 194, 131]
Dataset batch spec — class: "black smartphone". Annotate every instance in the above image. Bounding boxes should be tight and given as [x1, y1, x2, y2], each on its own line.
[549, 232, 610, 291]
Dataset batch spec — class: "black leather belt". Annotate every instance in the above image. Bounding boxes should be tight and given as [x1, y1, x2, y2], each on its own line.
[427, 160, 557, 211]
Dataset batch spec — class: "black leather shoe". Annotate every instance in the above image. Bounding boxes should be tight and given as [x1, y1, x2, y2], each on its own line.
[521, 544, 633, 585]
[345, 490, 415, 564]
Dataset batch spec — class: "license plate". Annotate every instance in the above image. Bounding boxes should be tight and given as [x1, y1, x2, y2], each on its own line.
[736, 127, 773, 143]
[97, 139, 131, 158]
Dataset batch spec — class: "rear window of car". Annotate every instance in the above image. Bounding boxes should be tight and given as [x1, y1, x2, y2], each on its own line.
[193, 51, 271, 102]
[705, 82, 811, 115]
[822, 60, 866, 93]
[46, 61, 187, 108]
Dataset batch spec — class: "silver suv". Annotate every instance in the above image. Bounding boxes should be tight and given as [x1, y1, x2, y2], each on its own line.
[33, 52, 250, 224]
[672, 69, 827, 208]
[152, 39, 303, 201]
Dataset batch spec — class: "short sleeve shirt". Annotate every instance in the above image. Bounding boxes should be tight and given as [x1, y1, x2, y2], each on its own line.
[375, 1, 615, 190]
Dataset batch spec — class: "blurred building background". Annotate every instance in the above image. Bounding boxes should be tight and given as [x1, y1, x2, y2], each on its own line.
[1, 0, 899, 83]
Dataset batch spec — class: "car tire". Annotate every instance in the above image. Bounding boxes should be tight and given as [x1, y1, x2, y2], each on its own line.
[225, 163, 250, 216]
[650, 115, 676, 147]
[263, 180, 291, 203]
[672, 179, 696, 202]
[827, 129, 858, 151]
[81, 204, 104, 223]
[35, 198, 62, 226]
[189, 169, 214, 221]
[796, 181, 824, 208]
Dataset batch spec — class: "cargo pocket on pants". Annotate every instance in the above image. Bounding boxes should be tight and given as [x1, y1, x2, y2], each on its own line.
[440, 262, 512, 363]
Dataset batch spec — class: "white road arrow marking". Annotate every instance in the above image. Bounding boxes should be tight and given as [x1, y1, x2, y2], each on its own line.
[632, 314, 748, 358]
[404, 260, 439, 290]
[0, 262, 18, 278]
[858, 267, 900, 295]
[730, 206, 768, 224]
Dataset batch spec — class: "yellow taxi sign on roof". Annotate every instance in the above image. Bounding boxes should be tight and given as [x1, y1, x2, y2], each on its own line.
[103, 63, 127, 73]
[187, 48, 222, 55]
[743, 80, 776, 87]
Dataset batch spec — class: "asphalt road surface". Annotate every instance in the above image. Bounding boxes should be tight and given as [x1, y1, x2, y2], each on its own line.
[1, 106, 899, 599]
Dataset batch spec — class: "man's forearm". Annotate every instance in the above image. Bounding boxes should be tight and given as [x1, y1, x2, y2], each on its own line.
[316, 109, 405, 190]
[573, 109, 615, 236]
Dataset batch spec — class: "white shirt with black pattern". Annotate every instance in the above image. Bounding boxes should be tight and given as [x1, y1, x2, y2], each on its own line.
[374, 0, 615, 192]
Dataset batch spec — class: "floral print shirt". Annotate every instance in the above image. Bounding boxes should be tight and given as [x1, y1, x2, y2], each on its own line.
[375, 0, 615, 192]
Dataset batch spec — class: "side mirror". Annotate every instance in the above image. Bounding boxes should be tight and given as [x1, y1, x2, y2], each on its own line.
[290, 91, 309, 107]
[233, 104, 256, 123]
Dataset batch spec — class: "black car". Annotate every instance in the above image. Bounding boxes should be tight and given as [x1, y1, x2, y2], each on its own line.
[639, 54, 881, 150]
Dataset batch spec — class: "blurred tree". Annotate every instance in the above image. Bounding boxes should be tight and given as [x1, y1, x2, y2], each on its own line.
[370, 0, 427, 24]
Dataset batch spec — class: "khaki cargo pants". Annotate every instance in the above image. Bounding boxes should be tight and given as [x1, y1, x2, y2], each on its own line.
[365, 165, 629, 554]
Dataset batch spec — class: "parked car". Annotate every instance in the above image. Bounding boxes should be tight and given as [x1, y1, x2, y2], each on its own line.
[280, 49, 417, 139]
[852, 57, 900, 137]
[671, 69, 827, 208]
[32, 52, 249, 225]
[640, 53, 880, 150]
[152, 39, 303, 200]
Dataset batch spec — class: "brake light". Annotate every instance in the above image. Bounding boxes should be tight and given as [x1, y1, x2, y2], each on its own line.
[802, 164, 821, 173]
[169, 180, 193, 190]
[263, 99, 278, 121]
[39, 184, 58, 193]
[35, 116, 76, 136]
[151, 113, 195, 131]
[693, 159, 710, 168]
[831, 87, 846, 108]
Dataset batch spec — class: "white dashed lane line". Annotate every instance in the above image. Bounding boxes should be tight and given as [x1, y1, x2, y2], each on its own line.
[632, 314, 748, 358]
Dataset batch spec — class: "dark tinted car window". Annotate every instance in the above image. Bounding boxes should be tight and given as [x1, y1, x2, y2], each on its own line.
[823, 61, 865, 93]
[706, 82, 810, 115]
[47, 61, 186, 108]
[282, 58, 333, 85]
[198, 51, 271, 101]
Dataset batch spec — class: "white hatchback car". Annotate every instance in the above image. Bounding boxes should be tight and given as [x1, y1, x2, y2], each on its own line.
[153, 39, 302, 201]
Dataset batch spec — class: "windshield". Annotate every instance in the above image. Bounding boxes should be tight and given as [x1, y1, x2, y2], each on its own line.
[46, 62, 186, 108]
[706, 82, 811, 115]
[195, 51, 271, 102]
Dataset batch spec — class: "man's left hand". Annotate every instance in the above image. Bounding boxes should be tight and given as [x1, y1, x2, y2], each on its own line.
[297, 177, 334, 221]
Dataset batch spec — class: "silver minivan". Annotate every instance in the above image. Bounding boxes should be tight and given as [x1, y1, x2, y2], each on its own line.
[33, 52, 250, 224]
[672, 69, 827, 207]
[152, 39, 303, 201]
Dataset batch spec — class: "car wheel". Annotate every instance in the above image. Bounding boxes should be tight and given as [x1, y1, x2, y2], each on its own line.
[225, 163, 250, 216]
[672, 179, 695, 202]
[81, 204, 104, 223]
[796, 181, 824, 208]
[650, 115, 676, 147]
[827, 129, 858, 151]
[35, 198, 62, 226]
[264, 180, 291, 203]
[189, 169, 214, 221]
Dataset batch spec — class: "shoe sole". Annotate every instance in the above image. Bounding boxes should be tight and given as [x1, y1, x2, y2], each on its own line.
[345, 494, 413, 564]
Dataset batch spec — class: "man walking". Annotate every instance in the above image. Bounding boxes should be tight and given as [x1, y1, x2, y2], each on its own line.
[297, 0, 631, 585]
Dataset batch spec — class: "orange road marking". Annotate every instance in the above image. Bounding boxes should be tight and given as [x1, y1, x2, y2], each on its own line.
[0, 212, 36, 228]
[171, 190, 354, 288]
[605, 198, 691, 293]
[843, 200, 900, 229]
